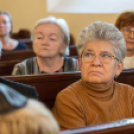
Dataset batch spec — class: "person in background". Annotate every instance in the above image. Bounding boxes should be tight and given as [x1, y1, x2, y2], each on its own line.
[0, 83, 59, 134]
[52, 21, 134, 130]
[0, 41, 38, 99]
[12, 16, 79, 75]
[115, 11, 134, 68]
[0, 11, 28, 51]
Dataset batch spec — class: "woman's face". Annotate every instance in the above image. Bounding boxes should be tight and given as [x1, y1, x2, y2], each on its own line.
[33, 23, 66, 58]
[120, 26, 134, 51]
[78, 40, 123, 88]
[0, 14, 11, 37]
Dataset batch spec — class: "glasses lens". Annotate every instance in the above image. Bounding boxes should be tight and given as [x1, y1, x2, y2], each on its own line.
[82, 52, 94, 63]
[100, 53, 112, 64]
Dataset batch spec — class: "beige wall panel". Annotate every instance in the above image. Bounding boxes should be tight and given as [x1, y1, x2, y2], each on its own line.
[0, 0, 120, 43]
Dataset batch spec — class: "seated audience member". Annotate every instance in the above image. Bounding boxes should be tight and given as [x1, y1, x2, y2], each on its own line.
[0, 41, 38, 99]
[0, 11, 28, 51]
[52, 21, 134, 130]
[0, 83, 59, 134]
[115, 11, 134, 68]
[12, 16, 79, 75]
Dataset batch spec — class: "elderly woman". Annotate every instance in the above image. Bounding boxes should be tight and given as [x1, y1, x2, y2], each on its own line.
[52, 21, 134, 130]
[115, 11, 134, 68]
[0, 11, 28, 51]
[12, 16, 79, 75]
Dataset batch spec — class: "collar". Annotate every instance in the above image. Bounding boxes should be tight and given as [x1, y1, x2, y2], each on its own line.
[80, 80, 114, 98]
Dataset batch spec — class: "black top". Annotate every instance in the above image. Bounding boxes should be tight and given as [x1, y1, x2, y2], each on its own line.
[2, 41, 28, 51]
[0, 77, 38, 99]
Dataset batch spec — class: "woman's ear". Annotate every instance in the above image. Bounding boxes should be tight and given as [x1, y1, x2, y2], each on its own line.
[78, 58, 82, 71]
[115, 62, 124, 77]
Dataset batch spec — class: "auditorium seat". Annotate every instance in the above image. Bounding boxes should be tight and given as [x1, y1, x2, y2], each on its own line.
[2, 72, 81, 109]
[60, 118, 134, 134]
[0, 60, 20, 76]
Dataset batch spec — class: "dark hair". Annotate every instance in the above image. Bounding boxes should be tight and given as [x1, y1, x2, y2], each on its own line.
[115, 11, 134, 30]
[0, 11, 13, 36]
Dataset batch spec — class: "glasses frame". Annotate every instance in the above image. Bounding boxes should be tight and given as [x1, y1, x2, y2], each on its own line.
[81, 52, 120, 64]
[121, 27, 134, 35]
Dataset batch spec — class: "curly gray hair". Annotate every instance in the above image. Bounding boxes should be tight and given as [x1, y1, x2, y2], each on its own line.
[77, 21, 126, 62]
[31, 16, 70, 56]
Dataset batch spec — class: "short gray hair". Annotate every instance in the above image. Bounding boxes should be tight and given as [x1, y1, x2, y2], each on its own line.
[0, 41, 2, 57]
[77, 21, 126, 62]
[31, 16, 70, 56]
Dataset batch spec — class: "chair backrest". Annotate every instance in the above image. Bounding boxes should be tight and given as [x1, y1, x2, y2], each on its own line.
[2, 72, 81, 109]
[115, 68, 134, 87]
[1, 50, 36, 61]
[2, 68, 134, 109]
[60, 118, 134, 134]
[69, 45, 78, 56]
[0, 60, 20, 76]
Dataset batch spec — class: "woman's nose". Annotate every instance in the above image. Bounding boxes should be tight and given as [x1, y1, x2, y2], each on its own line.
[92, 56, 102, 66]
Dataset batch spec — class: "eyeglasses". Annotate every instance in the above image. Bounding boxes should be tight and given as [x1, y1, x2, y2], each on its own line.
[81, 52, 120, 64]
[121, 27, 134, 35]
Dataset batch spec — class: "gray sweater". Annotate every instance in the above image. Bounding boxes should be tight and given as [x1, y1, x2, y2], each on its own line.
[12, 57, 80, 75]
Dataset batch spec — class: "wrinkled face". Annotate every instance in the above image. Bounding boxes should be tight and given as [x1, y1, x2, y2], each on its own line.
[33, 23, 66, 58]
[0, 14, 11, 37]
[78, 40, 123, 87]
[120, 26, 134, 51]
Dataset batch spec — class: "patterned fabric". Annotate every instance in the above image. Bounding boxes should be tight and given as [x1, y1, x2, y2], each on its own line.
[12, 57, 80, 75]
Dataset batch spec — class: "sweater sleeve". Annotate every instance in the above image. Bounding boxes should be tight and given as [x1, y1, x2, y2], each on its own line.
[52, 87, 85, 130]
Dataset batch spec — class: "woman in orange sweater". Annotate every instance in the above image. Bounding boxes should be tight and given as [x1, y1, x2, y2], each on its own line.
[52, 21, 134, 130]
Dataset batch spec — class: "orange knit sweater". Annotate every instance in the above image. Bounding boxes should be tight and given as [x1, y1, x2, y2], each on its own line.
[52, 79, 134, 130]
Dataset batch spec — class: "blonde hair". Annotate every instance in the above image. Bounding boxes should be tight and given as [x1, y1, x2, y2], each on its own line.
[0, 99, 59, 134]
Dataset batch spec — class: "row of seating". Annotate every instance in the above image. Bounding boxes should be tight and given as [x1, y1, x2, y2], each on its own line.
[2, 68, 134, 109]
[1, 69, 134, 134]
[60, 118, 134, 134]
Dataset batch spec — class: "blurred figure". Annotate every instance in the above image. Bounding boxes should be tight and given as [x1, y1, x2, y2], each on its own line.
[0, 83, 59, 134]
[115, 11, 134, 68]
[0, 11, 28, 51]
[0, 41, 38, 99]
[12, 16, 79, 75]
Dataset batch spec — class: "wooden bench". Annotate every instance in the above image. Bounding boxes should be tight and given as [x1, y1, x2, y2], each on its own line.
[2, 72, 81, 109]
[115, 68, 134, 87]
[69, 45, 78, 56]
[1, 50, 36, 61]
[2, 68, 134, 109]
[60, 118, 134, 134]
[0, 60, 20, 76]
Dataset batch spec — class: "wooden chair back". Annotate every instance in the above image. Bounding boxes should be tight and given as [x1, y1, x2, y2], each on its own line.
[60, 118, 134, 134]
[0, 60, 20, 76]
[3, 72, 81, 109]
[1, 50, 36, 61]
